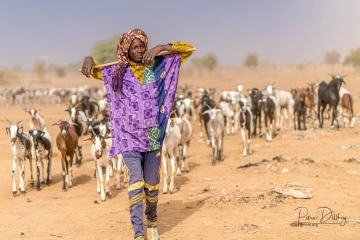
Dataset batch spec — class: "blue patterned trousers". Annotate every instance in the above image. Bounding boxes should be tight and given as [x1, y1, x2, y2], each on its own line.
[122, 150, 161, 240]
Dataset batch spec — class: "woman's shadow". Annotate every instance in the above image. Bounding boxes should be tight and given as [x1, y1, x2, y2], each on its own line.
[157, 199, 204, 235]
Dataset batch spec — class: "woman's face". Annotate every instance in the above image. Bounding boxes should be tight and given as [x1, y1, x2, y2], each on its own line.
[128, 38, 146, 63]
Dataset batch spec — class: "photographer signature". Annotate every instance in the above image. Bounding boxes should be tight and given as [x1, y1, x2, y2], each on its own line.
[290, 206, 349, 227]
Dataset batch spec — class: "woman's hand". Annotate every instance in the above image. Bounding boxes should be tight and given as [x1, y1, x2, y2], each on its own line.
[81, 56, 94, 78]
[143, 44, 171, 66]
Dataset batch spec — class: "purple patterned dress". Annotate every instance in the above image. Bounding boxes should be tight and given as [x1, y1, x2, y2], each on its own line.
[102, 54, 181, 158]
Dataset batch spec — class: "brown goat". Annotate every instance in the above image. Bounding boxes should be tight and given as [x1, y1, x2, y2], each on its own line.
[340, 93, 356, 128]
[52, 120, 79, 191]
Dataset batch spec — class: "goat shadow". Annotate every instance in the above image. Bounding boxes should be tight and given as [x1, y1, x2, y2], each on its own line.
[157, 200, 204, 235]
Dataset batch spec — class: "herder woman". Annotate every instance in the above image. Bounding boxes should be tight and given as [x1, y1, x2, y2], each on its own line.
[81, 28, 193, 240]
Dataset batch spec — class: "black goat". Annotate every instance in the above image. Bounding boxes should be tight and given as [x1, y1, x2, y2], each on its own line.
[239, 99, 253, 157]
[29, 129, 53, 190]
[262, 92, 277, 142]
[293, 92, 307, 130]
[248, 88, 263, 137]
[318, 74, 346, 129]
[197, 94, 217, 145]
[79, 95, 100, 119]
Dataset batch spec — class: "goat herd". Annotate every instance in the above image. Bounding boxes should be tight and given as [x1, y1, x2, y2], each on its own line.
[2, 73, 355, 201]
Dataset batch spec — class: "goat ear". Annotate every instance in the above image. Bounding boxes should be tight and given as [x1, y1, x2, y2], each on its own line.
[40, 131, 45, 137]
[64, 109, 70, 112]
[342, 79, 346, 85]
[19, 126, 23, 133]
[5, 127, 9, 135]
[29, 130, 33, 135]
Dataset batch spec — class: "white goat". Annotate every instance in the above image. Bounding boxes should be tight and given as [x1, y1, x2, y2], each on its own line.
[5, 118, 34, 196]
[26, 108, 46, 130]
[265, 84, 294, 129]
[219, 90, 241, 134]
[176, 98, 196, 121]
[162, 118, 182, 194]
[174, 117, 193, 174]
[202, 108, 225, 166]
[97, 122, 127, 184]
[87, 132, 113, 201]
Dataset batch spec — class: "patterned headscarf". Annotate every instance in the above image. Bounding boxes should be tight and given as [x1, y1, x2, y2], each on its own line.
[112, 29, 148, 91]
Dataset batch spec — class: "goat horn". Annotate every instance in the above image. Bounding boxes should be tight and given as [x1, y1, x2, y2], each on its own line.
[201, 110, 210, 115]
[206, 104, 212, 110]
[74, 101, 83, 108]
[51, 120, 62, 126]
[342, 74, 348, 78]
[16, 120, 22, 125]
[70, 122, 79, 127]
[170, 110, 178, 118]
[5, 117, 12, 125]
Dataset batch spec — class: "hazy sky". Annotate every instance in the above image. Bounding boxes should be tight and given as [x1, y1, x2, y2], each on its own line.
[1, 0, 360, 69]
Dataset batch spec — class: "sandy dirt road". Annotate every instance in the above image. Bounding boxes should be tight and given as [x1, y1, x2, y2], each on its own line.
[0, 72, 359, 239]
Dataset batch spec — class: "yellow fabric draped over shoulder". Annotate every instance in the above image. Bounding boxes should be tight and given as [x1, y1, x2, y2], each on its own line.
[90, 41, 194, 81]
[90, 60, 104, 81]
[169, 41, 194, 65]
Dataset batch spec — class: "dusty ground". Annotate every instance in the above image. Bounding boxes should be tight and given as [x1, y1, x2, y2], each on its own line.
[0, 67, 360, 239]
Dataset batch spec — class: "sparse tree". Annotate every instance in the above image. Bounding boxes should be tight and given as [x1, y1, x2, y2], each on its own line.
[91, 35, 121, 64]
[191, 53, 218, 71]
[324, 50, 341, 64]
[33, 59, 46, 79]
[344, 47, 360, 67]
[244, 53, 258, 68]
[56, 67, 66, 78]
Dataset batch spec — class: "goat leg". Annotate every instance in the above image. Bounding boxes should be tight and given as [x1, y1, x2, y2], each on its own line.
[105, 164, 112, 198]
[252, 115, 257, 137]
[19, 158, 26, 195]
[258, 112, 263, 138]
[97, 163, 106, 201]
[212, 146, 216, 166]
[298, 112, 302, 130]
[68, 156, 73, 188]
[176, 150, 181, 176]
[334, 107, 340, 130]
[169, 151, 176, 194]
[27, 151, 34, 187]
[183, 143, 190, 172]
[46, 156, 51, 186]
[162, 148, 169, 194]
[35, 155, 41, 191]
[241, 128, 247, 157]
[12, 157, 17, 196]
[76, 145, 83, 165]
[40, 155, 45, 184]
[61, 156, 67, 191]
